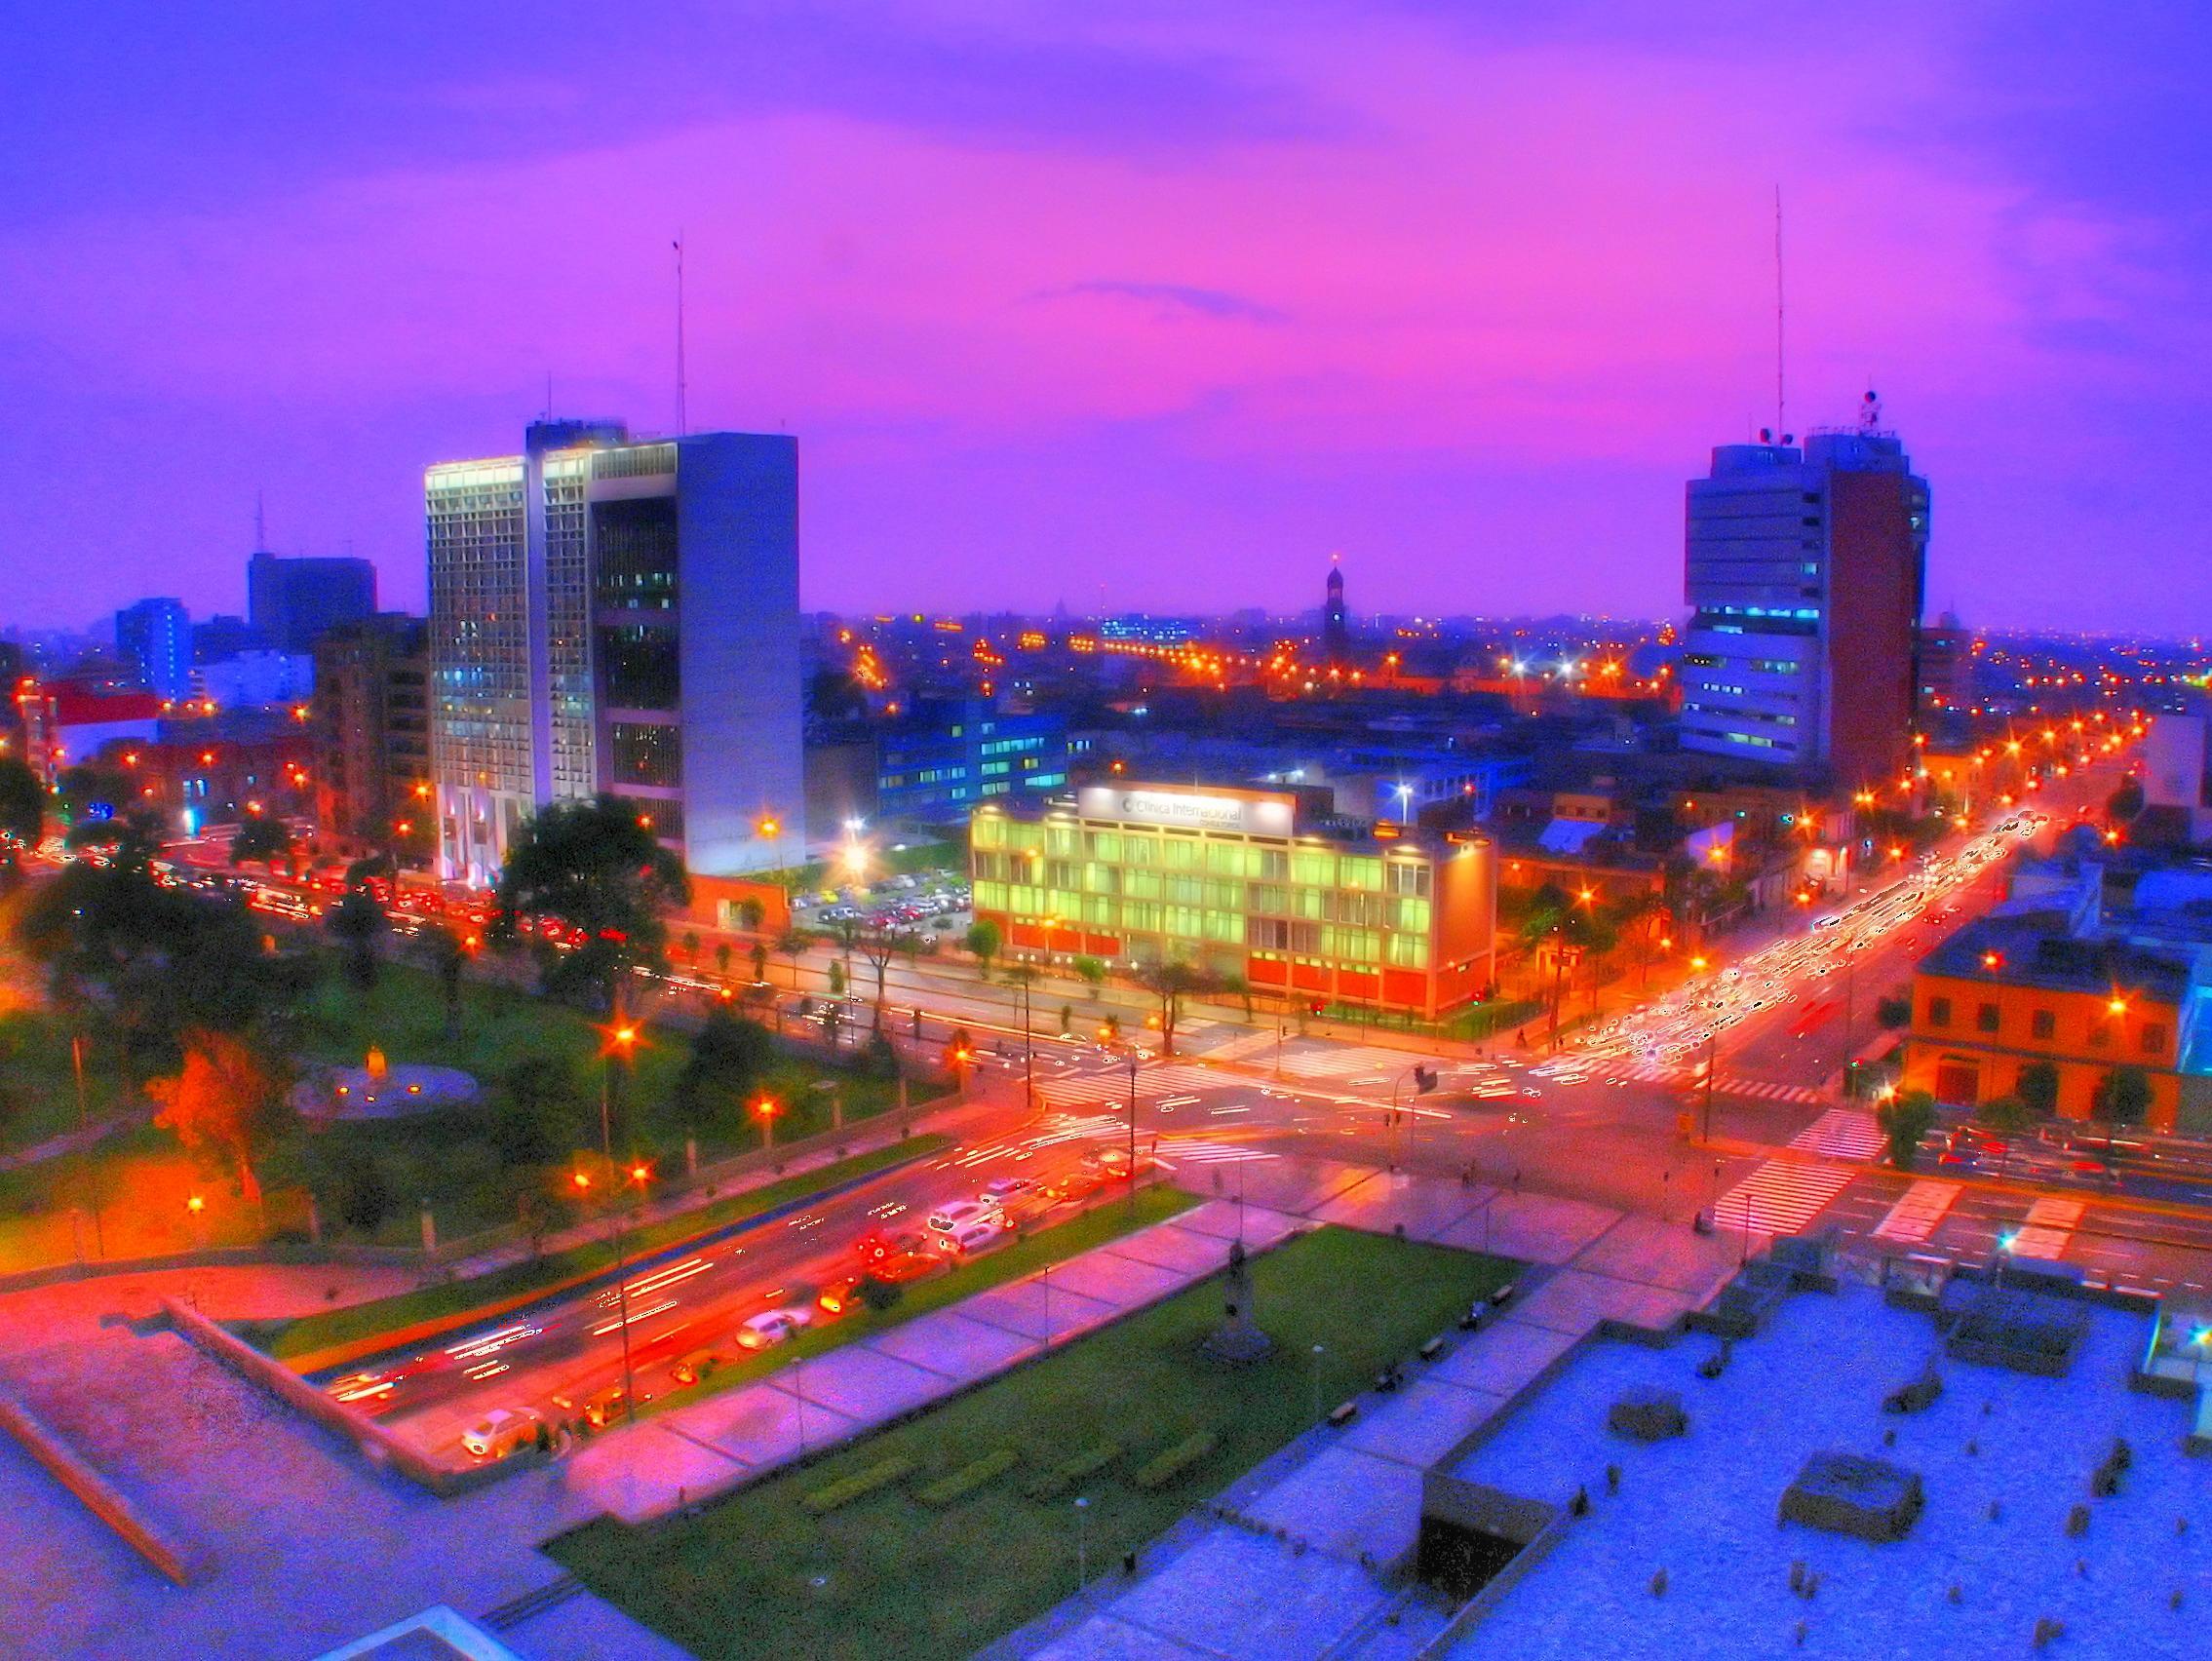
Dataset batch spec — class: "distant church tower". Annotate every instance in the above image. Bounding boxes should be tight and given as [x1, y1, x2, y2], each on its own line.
[1323, 555, 1352, 666]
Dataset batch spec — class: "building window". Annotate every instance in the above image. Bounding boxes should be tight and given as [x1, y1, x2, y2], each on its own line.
[2088, 1021, 2112, 1048]
[2030, 1009, 2055, 1040]
[2141, 1024, 2167, 1056]
[1926, 997, 1951, 1028]
[1975, 1003, 1999, 1034]
[606, 721, 681, 788]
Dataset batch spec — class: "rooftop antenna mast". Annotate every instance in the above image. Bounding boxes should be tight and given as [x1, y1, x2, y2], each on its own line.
[673, 233, 688, 436]
[254, 489, 267, 554]
[1773, 184, 1787, 443]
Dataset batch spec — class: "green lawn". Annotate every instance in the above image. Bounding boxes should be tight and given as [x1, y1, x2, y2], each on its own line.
[254, 1135, 957, 1365]
[551, 1226, 1518, 1661]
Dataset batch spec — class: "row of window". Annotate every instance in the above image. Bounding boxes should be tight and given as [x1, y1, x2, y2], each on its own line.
[1924, 995, 2168, 1056]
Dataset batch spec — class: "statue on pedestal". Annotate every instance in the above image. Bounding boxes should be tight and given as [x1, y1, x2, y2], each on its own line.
[1201, 1239, 1273, 1364]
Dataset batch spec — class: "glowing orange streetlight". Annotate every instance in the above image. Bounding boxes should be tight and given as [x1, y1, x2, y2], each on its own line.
[753, 1093, 782, 1154]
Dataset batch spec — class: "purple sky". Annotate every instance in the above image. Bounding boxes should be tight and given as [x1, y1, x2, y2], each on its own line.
[3, 3, 2207, 633]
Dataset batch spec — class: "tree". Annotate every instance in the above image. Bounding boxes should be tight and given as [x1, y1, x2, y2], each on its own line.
[854, 925, 924, 1031]
[806, 666, 868, 725]
[229, 816, 293, 872]
[775, 928, 810, 987]
[492, 794, 690, 1014]
[326, 884, 386, 990]
[2106, 777, 2146, 827]
[714, 941, 733, 979]
[747, 941, 765, 983]
[2015, 1061, 2060, 1118]
[1608, 890, 1671, 987]
[317, 1140, 398, 1236]
[415, 926, 470, 1039]
[1876, 1089, 1939, 1173]
[491, 1056, 583, 1169]
[148, 1030, 293, 1210]
[2093, 1065, 2152, 1129]
[827, 959, 846, 998]
[1219, 971, 1255, 1020]
[679, 930, 702, 966]
[0, 756, 44, 886]
[1135, 960, 1212, 1057]
[737, 897, 766, 934]
[1979, 1093, 2035, 1178]
[1072, 955, 1106, 995]
[674, 1007, 776, 1138]
[964, 918, 1001, 981]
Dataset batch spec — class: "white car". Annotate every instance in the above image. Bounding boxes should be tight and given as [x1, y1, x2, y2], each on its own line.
[736, 1307, 814, 1350]
[461, 1408, 542, 1459]
[927, 1200, 1000, 1236]
[980, 1178, 1034, 1204]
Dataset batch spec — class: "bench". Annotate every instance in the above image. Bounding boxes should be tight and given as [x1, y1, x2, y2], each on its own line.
[1418, 1335, 1448, 1362]
[1328, 1402, 1359, 1428]
[1489, 1282, 1519, 1308]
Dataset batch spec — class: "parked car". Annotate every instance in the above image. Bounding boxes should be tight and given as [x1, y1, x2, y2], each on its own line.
[926, 1199, 1001, 1237]
[816, 1274, 868, 1317]
[551, 1381, 630, 1428]
[873, 1250, 952, 1285]
[736, 1307, 814, 1350]
[669, 1348, 729, 1387]
[980, 1177, 1035, 1204]
[461, 1408, 542, 1459]
[856, 1226, 928, 1263]
[933, 1217, 1010, 1257]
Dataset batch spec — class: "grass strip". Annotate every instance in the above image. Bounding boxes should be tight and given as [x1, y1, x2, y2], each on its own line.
[1022, 1442, 1120, 1501]
[261, 1135, 953, 1366]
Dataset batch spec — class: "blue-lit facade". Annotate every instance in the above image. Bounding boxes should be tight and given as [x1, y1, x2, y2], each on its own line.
[877, 698, 1067, 824]
[115, 598, 192, 700]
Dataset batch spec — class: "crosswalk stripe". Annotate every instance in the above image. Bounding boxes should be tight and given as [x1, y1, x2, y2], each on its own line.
[2008, 1196, 2083, 1260]
[1712, 1159, 1853, 1237]
[1872, 1179, 1962, 1243]
[1789, 1108, 1885, 1162]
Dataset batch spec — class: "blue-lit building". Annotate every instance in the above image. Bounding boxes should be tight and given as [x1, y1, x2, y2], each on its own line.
[115, 598, 192, 700]
[876, 697, 1067, 824]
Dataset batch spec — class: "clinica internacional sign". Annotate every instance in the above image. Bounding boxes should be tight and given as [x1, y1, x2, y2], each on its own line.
[1076, 786, 1296, 838]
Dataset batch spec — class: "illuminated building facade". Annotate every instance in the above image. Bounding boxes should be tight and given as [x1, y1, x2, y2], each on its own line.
[428, 420, 802, 884]
[970, 782, 1497, 1019]
[1680, 411, 1927, 792]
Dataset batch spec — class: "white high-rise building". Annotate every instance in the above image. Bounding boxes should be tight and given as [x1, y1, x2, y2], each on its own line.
[428, 420, 803, 885]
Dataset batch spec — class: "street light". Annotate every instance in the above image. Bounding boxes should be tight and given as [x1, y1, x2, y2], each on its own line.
[753, 1093, 782, 1155]
[1073, 1495, 1091, 1595]
[1309, 1342, 1326, 1424]
[600, 1022, 639, 1162]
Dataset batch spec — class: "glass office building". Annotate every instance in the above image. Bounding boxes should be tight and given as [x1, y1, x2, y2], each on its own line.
[428, 420, 802, 884]
[970, 782, 1496, 1020]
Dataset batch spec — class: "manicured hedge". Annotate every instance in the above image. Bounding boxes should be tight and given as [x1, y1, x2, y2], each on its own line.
[800, 1456, 917, 1515]
[1132, 1431, 1218, 1492]
[1023, 1442, 1122, 1501]
[916, 1448, 1021, 1508]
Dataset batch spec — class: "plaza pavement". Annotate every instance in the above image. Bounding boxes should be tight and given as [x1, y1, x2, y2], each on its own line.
[995, 1165, 1748, 1661]
[0, 1158, 1738, 1660]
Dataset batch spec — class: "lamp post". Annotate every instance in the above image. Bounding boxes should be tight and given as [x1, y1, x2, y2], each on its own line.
[186, 1193, 207, 1252]
[1309, 1342, 1326, 1425]
[753, 1093, 781, 1157]
[71, 1033, 103, 1256]
[600, 1021, 638, 1163]
[1073, 1494, 1091, 1595]
[1124, 1043, 1141, 1212]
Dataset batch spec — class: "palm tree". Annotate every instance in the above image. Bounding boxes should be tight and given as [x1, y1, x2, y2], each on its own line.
[1134, 960, 1212, 1057]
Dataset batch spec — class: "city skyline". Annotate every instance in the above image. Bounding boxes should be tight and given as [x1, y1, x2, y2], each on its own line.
[3, 4, 2208, 633]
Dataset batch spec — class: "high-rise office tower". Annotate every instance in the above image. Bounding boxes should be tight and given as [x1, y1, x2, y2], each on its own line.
[1323, 558, 1352, 665]
[1678, 400, 1927, 792]
[313, 616, 431, 865]
[114, 598, 192, 700]
[249, 549, 377, 653]
[427, 420, 803, 885]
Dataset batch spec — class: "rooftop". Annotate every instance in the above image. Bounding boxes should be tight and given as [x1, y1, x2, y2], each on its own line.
[1921, 914, 2193, 1006]
[1444, 1278, 2205, 1660]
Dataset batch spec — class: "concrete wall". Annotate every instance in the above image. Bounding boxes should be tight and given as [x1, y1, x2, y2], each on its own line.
[0, 1383, 202, 1585]
[675, 433, 804, 876]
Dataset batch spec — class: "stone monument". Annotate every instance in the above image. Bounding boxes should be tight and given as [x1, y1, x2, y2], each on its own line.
[1201, 1240, 1274, 1364]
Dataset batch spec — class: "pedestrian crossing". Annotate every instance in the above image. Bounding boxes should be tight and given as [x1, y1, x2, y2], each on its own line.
[1560, 1056, 1832, 1108]
[1276, 1046, 1443, 1084]
[1712, 1159, 1854, 1238]
[1030, 1063, 1227, 1110]
[1158, 1136, 1280, 1168]
[2007, 1196, 2083, 1260]
[1788, 1108, 1885, 1162]
[1872, 1179, 1962, 1244]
